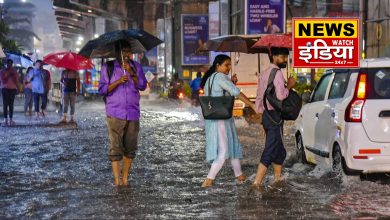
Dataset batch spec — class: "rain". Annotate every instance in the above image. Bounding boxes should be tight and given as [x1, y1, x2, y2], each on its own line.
[0, 97, 389, 219]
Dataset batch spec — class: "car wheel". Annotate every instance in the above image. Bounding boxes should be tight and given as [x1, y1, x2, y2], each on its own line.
[332, 145, 345, 180]
[296, 134, 307, 164]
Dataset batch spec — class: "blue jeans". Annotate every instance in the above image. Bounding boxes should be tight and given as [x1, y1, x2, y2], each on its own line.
[33, 93, 45, 113]
[24, 88, 33, 113]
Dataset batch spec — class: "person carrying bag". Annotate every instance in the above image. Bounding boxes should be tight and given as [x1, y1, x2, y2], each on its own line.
[252, 47, 297, 191]
[199, 54, 256, 188]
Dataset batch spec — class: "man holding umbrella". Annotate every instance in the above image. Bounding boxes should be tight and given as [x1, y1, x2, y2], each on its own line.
[98, 45, 147, 186]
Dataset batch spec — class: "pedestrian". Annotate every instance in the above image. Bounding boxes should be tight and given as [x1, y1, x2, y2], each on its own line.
[190, 71, 202, 106]
[29, 60, 47, 119]
[59, 68, 80, 124]
[201, 54, 257, 188]
[0, 59, 19, 126]
[168, 73, 183, 99]
[42, 65, 51, 116]
[23, 67, 33, 116]
[252, 47, 296, 191]
[98, 47, 147, 186]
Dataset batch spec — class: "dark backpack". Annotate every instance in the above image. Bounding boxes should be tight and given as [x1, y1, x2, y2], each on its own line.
[263, 68, 302, 123]
[103, 59, 137, 103]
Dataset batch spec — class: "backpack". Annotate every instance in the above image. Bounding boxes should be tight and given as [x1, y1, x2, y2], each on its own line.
[103, 59, 137, 103]
[263, 68, 302, 123]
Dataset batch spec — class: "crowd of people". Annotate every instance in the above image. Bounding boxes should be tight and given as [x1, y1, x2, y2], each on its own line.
[96, 46, 295, 191]
[0, 59, 51, 126]
[0, 59, 81, 126]
[1, 46, 294, 191]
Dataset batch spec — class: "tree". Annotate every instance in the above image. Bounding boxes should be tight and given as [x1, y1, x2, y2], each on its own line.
[0, 20, 22, 53]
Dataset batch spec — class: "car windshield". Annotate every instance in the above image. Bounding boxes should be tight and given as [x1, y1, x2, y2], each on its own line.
[365, 68, 390, 99]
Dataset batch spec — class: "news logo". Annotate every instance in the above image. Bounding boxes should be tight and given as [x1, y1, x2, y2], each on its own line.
[292, 18, 360, 68]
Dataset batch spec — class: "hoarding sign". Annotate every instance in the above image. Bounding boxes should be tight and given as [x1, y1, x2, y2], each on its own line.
[293, 18, 360, 68]
[181, 15, 209, 65]
[246, 0, 285, 34]
[140, 47, 157, 74]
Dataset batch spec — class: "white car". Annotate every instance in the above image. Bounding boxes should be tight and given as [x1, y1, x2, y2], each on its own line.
[294, 58, 390, 175]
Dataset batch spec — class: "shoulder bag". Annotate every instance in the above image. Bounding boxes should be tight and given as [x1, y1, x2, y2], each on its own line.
[199, 73, 235, 120]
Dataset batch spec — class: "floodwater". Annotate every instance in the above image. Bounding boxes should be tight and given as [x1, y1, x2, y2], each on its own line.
[0, 98, 389, 219]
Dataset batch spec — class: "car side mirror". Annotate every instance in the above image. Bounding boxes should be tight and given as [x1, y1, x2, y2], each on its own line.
[301, 91, 311, 103]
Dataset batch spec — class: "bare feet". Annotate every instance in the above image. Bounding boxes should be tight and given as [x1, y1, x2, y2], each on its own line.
[59, 118, 67, 124]
[201, 178, 214, 188]
[114, 179, 121, 187]
[250, 184, 266, 193]
[236, 174, 247, 183]
[122, 179, 128, 186]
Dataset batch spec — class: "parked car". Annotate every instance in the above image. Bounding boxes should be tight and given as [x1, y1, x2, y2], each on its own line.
[294, 58, 390, 175]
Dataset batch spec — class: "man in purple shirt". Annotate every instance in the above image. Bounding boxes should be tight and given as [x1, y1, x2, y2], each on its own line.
[252, 47, 296, 191]
[99, 51, 147, 186]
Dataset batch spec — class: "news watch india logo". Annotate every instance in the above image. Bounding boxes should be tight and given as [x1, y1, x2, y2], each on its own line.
[292, 18, 360, 68]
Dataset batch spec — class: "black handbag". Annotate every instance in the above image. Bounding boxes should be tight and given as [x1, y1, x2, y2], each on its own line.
[263, 68, 302, 123]
[199, 73, 235, 120]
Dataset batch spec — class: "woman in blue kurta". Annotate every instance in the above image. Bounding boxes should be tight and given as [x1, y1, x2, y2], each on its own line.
[201, 55, 257, 188]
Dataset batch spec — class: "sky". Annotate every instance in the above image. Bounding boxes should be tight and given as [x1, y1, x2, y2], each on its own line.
[31, 0, 63, 57]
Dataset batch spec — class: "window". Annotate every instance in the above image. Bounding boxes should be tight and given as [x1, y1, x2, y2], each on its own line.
[311, 74, 332, 102]
[329, 72, 350, 99]
[366, 68, 390, 99]
[230, 0, 245, 34]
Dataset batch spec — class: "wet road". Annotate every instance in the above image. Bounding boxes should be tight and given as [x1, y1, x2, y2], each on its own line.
[1, 98, 389, 219]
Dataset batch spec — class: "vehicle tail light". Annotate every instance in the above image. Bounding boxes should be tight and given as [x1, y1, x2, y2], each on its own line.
[359, 149, 381, 154]
[345, 73, 367, 122]
[353, 156, 368, 159]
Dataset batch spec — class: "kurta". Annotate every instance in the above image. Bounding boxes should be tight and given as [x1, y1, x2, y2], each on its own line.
[204, 72, 242, 163]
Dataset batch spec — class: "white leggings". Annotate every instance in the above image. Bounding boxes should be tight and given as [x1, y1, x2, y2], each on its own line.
[207, 121, 242, 180]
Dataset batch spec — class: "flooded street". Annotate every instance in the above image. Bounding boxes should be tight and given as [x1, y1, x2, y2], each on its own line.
[1, 98, 389, 219]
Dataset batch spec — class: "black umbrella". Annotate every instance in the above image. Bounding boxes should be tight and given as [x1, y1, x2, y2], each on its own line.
[79, 29, 163, 58]
[201, 35, 267, 54]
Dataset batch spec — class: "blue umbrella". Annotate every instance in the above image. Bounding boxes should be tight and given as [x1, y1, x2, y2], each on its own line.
[5, 52, 33, 68]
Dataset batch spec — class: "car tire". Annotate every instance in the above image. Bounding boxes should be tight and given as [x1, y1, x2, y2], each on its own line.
[296, 134, 307, 164]
[332, 145, 345, 180]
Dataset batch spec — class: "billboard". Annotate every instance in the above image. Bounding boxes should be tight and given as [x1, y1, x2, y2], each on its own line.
[246, 0, 285, 34]
[292, 18, 360, 68]
[181, 14, 209, 65]
[139, 47, 157, 74]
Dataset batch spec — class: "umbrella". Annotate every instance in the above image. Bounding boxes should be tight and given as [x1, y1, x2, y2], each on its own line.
[0, 46, 5, 58]
[5, 52, 33, 68]
[43, 51, 94, 71]
[79, 29, 163, 58]
[251, 33, 292, 51]
[201, 35, 267, 54]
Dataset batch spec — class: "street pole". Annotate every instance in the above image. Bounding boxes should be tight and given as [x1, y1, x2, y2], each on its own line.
[163, 3, 167, 90]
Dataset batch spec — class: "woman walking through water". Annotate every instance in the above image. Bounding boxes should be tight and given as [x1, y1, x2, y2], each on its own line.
[201, 54, 257, 188]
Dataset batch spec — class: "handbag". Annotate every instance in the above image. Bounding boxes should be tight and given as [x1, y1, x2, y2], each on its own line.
[199, 73, 235, 120]
[263, 68, 302, 123]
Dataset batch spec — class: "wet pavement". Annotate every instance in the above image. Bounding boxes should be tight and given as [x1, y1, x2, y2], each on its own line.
[1, 97, 389, 219]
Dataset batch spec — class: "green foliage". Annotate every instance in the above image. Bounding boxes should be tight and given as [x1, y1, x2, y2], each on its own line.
[0, 20, 23, 54]
[293, 82, 315, 96]
[0, 21, 9, 43]
[2, 39, 22, 53]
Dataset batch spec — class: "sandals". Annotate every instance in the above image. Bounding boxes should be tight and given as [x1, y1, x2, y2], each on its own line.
[201, 178, 214, 188]
[236, 174, 247, 183]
